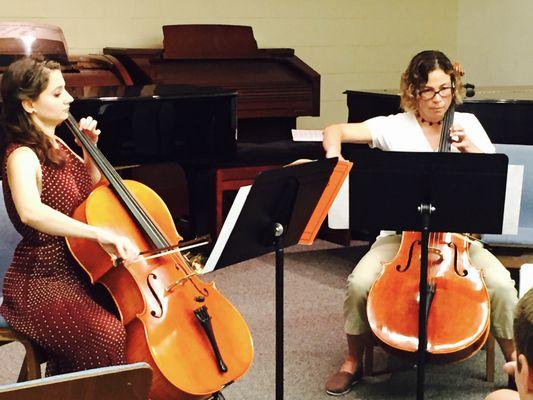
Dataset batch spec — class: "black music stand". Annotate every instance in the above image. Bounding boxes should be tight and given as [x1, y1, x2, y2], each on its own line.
[344, 148, 508, 400]
[205, 158, 338, 400]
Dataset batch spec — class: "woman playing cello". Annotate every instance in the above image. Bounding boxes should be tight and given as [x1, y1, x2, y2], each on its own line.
[0, 57, 139, 375]
[322, 50, 518, 395]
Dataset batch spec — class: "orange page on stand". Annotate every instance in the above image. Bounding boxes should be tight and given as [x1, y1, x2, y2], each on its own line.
[299, 160, 352, 245]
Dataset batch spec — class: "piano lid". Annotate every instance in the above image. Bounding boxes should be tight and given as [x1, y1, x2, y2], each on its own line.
[67, 83, 238, 102]
[345, 86, 533, 104]
[63, 84, 238, 166]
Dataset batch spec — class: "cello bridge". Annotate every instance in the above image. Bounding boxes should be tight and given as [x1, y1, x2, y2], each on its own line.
[428, 248, 444, 263]
[165, 272, 198, 293]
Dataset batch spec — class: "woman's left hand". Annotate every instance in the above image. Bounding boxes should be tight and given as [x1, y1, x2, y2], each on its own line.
[76, 116, 101, 146]
[450, 124, 481, 153]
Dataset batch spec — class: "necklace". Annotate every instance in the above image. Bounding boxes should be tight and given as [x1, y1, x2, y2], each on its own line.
[416, 112, 442, 126]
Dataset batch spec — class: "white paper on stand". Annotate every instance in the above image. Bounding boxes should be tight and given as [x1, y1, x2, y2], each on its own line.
[501, 164, 523, 235]
[203, 185, 252, 273]
[327, 177, 349, 229]
[291, 129, 323, 142]
[519, 264, 533, 298]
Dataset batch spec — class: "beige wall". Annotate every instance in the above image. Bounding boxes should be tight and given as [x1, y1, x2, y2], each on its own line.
[457, 0, 533, 86]
[3, 0, 459, 129]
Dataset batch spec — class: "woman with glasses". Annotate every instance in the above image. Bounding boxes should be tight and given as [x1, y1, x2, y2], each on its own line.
[322, 50, 518, 396]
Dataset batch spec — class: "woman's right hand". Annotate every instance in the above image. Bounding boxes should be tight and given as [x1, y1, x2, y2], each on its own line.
[322, 122, 372, 160]
[322, 125, 345, 160]
[94, 228, 139, 264]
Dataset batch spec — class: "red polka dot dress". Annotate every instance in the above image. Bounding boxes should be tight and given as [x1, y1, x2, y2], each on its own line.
[1, 142, 127, 376]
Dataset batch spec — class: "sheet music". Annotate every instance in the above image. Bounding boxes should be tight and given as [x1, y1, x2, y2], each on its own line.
[501, 164, 523, 235]
[327, 177, 349, 229]
[520, 264, 533, 298]
[203, 185, 252, 273]
[291, 129, 323, 142]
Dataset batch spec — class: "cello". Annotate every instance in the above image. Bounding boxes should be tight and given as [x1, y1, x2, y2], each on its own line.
[366, 99, 491, 364]
[63, 114, 253, 400]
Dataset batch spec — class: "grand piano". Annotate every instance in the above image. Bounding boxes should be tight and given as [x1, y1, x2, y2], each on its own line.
[345, 87, 533, 145]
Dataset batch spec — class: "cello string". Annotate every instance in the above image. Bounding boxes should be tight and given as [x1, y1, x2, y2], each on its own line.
[431, 103, 454, 286]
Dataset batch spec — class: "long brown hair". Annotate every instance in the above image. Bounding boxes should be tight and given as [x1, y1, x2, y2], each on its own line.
[1, 57, 65, 166]
[400, 50, 464, 112]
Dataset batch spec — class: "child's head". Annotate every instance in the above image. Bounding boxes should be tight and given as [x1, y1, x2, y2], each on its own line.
[514, 288, 533, 397]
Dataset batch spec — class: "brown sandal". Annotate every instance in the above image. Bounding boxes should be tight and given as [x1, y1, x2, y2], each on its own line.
[325, 368, 363, 396]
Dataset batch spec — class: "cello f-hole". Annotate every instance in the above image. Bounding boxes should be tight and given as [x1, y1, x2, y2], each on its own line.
[147, 273, 164, 318]
[396, 240, 421, 272]
[447, 242, 468, 277]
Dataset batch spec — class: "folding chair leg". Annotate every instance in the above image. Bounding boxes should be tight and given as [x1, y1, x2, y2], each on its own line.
[486, 333, 495, 382]
[17, 341, 41, 381]
[364, 343, 374, 376]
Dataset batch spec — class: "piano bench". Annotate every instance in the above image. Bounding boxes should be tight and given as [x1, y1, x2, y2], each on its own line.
[214, 164, 281, 234]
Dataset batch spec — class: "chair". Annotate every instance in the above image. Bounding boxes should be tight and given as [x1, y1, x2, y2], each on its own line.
[0, 362, 152, 400]
[214, 164, 280, 234]
[364, 333, 496, 381]
[0, 182, 42, 381]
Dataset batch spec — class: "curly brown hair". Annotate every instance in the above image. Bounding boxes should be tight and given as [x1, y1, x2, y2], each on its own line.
[400, 50, 464, 112]
[1, 57, 65, 166]
[515, 288, 533, 372]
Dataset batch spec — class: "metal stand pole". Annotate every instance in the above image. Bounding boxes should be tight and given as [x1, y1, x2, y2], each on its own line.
[274, 223, 285, 400]
[416, 203, 434, 400]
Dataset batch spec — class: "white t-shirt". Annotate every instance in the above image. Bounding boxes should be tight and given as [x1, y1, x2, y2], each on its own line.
[364, 111, 495, 153]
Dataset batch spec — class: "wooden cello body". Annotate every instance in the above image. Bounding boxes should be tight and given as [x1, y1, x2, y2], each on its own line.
[366, 104, 491, 363]
[367, 231, 490, 363]
[64, 116, 253, 400]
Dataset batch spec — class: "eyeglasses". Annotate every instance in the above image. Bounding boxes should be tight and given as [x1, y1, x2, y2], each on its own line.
[418, 86, 454, 100]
